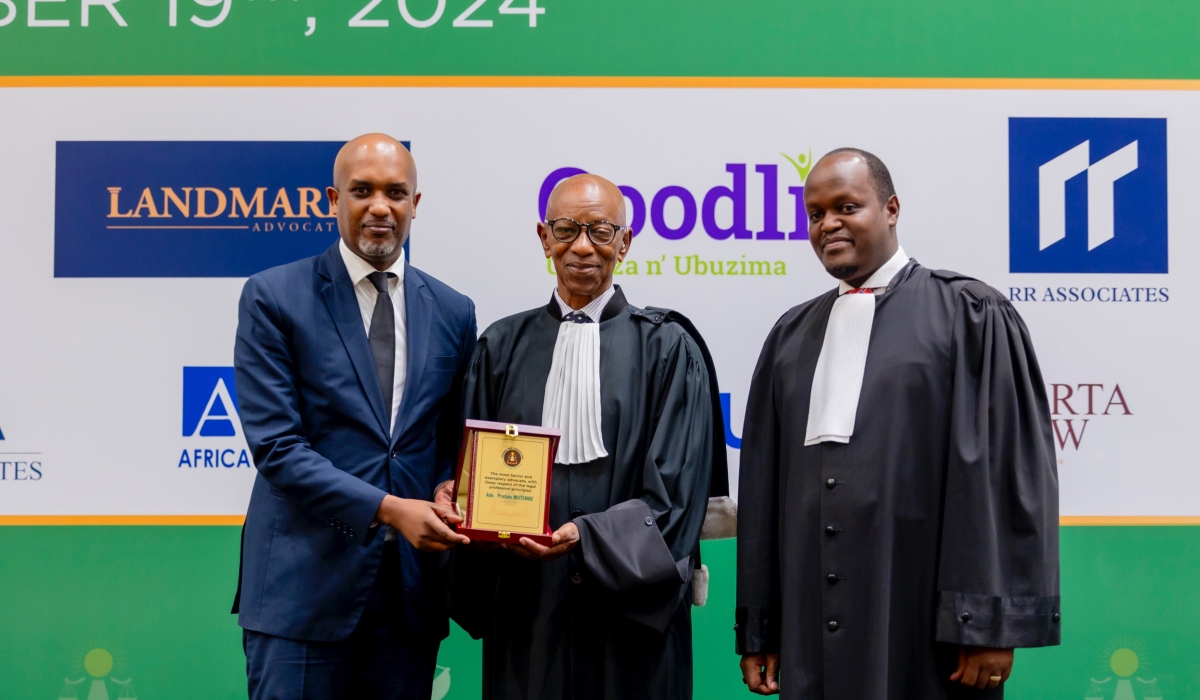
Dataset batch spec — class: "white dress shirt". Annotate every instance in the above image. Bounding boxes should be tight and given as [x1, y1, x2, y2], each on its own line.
[542, 284, 616, 464]
[340, 240, 407, 541]
[805, 246, 909, 446]
[338, 239, 407, 434]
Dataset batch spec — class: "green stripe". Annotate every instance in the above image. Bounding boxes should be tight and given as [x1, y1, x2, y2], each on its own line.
[2, 526, 1199, 698]
[0, 0, 1193, 79]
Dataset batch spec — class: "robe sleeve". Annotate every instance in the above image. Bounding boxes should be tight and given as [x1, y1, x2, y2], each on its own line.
[734, 324, 783, 655]
[572, 330, 714, 632]
[934, 281, 1061, 649]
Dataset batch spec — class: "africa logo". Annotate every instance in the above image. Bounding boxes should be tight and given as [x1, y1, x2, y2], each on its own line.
[503, 448, 523, 468]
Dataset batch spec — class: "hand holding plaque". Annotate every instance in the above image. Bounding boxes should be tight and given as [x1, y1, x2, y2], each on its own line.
[452, 420, 560, 546]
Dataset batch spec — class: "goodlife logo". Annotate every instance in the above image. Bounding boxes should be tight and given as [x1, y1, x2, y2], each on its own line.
[1009, 118, 1167, 274]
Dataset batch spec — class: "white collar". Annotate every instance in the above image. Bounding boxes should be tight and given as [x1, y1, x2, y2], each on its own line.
[837, 246, 909, 295]
[554, 284, 616, 323]
[339, 238, 406, 288]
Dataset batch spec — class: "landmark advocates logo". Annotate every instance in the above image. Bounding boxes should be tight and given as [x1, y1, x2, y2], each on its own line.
[54, 141, 352, 278]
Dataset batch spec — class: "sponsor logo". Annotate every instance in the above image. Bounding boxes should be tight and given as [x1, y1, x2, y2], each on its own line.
[179, 367, 253, 470]
[538, 151, 813, 279]
[0, 422, 44, 482]
[58, 647, 138, 700]
[1049, 382, 1132, 451]
[55, 141, 355, 278]
[1009, 118, 1167, 274]
[1084, 642, 1164, 700]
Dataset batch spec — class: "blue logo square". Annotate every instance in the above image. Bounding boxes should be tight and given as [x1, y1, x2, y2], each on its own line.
[182, 367, 241, 437]
[1009, 118, 1167, 273]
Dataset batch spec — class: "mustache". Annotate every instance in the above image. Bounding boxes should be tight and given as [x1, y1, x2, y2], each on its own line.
[360, 218, 397, 231]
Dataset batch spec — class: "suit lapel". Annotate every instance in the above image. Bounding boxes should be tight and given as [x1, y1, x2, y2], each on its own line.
[317, 244, 390, 435]
[392, 263, 431, 445]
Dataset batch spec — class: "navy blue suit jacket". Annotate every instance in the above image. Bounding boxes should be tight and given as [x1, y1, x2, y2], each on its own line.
[232, 242, 476, 642]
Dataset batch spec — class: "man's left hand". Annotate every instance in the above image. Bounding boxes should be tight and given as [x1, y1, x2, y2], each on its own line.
[950, 646, 1013, 689]
[433, 480, 456, 512]
[504, 522, 579, 561]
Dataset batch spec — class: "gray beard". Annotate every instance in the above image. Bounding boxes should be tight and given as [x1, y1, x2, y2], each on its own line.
[359, 236, 398, 258]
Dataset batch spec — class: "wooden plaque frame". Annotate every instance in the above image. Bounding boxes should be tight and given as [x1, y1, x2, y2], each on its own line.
[451, 419, 560, 546]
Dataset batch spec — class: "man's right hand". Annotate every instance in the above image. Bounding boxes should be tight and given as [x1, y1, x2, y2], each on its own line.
[374, 495, 469, 552]
[740, 653, 780, 695]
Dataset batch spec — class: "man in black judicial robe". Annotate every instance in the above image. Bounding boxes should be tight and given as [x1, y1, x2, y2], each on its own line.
[736, 150, 1060, 699]
[447, 174, 728, 700]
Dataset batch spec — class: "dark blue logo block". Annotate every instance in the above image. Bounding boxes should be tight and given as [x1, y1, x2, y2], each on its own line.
[1009, 118, 1167, 273]
[182, 367, 241, 438]
[55, 141, 345, 277]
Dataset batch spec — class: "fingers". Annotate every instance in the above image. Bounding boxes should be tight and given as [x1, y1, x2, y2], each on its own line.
[959, 655, 981, 688]
[764, 653, 780, 693]
[949, 646, 968, 681]
[431, 502, 464, 525]
[740, 656, 764, 693]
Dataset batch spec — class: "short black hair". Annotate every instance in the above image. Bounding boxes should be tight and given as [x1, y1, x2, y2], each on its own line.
[823, 147, 896, 204]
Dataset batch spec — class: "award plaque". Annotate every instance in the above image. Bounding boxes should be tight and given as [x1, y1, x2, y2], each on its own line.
[452, 420, 560, 546]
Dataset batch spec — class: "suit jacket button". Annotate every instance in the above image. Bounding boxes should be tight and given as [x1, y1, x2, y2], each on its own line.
[570, 573, 583, 585]
[825, 526, 836, 536]
[645, 516, 655, 526]
[827, 574, 839, 584]
[826, 478, 836, 489]
[961, 612, 972, 623]
[1053, 613, 1061, 623]
[827, 621, 838, 631]
[571, 510, 584, 518]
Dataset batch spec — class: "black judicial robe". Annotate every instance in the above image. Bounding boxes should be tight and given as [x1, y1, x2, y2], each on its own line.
[451, 286, 727, 700]
[735, 261, 1060, 700]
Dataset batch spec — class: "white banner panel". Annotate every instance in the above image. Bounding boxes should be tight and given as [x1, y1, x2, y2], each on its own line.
[0, 87, 1193, 516]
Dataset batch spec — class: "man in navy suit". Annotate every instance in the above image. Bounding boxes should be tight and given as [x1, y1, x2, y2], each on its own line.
[233, 133, 475, 699]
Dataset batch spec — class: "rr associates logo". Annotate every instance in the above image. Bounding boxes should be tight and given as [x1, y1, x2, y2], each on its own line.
[1009, 118, 1167, 274]
[54, 141, 352, 278]
[179, 366, 253, 470]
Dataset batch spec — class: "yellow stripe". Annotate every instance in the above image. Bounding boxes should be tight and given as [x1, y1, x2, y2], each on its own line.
[0, 514, 1197, 526]
[1059, 515, 1200, 526]
[0, 515, 245, 526]
[1, 75, 1200, 90]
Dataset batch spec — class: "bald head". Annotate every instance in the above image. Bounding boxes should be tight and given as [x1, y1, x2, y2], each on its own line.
[546, 174, 627, 227]
[334, 133, 416, 190]
[537, 172, 632, 310]
[327, 133, 420, 271]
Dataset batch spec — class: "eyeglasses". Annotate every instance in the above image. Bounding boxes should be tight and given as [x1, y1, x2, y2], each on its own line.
[545, 218, 628, 246]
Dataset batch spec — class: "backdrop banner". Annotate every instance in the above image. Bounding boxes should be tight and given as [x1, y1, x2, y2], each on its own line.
[1, 16, 1198, 696]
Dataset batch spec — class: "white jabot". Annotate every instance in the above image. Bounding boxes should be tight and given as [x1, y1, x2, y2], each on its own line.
[804, 246, 909, 446]
[542, 285, 616, 465]
[339, 239, 408, 542]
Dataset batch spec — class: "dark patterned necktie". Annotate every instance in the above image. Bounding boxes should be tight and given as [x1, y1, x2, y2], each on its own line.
[367, 271, 396, 426]
[562, 311, 593, 324]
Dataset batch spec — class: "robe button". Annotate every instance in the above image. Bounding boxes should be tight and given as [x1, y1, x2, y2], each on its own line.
[571, 509, 584, 518]
[827, 621, 838, 631]
[570, 573, 583, 585]
[960, 612, 972, 623]
[645, 516, 655, 526]
[1053, 613, 1061, 623]
[827, 574, 838, 584]
[825, 526, 836, 537]
[826, 478, 836, 489]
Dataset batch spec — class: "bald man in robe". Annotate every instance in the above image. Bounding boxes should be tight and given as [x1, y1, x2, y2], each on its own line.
[447, 174, 730, 700]
[233, 134, 476, 699]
